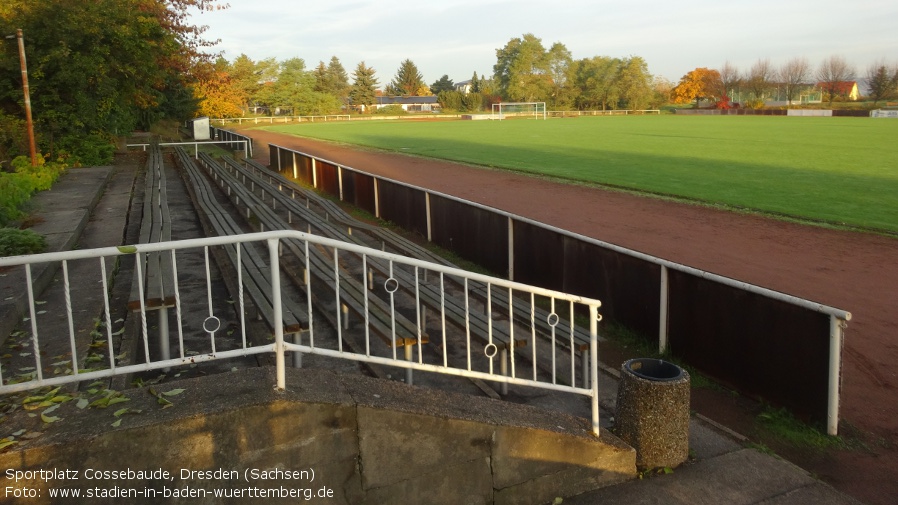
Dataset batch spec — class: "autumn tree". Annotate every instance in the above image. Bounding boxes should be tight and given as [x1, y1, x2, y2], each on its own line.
[865, 62, 898, 105]
[816, 55, 855, 105]
[349, 62, 379, 110]
[778, 57, 811, 105]
[386, 59, 426, 96]
[671, 68, 721, 107]
[194, 58, 247, 118]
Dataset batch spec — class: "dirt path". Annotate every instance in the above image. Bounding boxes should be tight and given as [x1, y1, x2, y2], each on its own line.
[247, 127, 898, 504]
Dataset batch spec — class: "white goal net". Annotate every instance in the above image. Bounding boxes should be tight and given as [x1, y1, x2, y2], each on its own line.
[491, 102, 547, 120]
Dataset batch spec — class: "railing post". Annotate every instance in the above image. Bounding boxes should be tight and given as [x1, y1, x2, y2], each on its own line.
[425, 192, 432, 242]
[338, 166, 344, 201]
[659, 265, 669, 354]
[508, 217, 514, 281]
[268, 238, 286, 391]
[590, 304, 600, 436]
[828, 315, 845, 435]
[373, 178, 380, 218]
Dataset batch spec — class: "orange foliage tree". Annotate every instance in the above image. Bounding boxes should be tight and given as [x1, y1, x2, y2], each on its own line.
[671, 68, 722, 107]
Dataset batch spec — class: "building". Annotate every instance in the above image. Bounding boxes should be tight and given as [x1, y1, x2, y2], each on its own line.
[372, 96, 441, 113]
[454, 80, 473, 94]
[816, 81, 859, 101]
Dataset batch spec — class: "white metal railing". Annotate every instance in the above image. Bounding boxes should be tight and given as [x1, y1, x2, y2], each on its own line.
[211, 115, 351, 125]
[126, 141, 249, 159]
[270, 142, 852, 435]
[0, 230, 604, 434]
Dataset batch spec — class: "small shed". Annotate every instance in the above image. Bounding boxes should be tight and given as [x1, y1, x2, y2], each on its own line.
[187, 117, 211, 140]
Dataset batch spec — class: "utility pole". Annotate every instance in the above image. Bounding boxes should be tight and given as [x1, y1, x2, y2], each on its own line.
[7, 29, 37, 166]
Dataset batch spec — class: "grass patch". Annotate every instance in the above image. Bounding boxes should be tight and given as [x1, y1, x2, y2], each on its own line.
[755, 405, 846, 450]
[260, 116, 898, 233]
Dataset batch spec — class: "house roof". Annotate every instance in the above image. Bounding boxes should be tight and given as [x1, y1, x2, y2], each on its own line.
[376, 96, 439, 105]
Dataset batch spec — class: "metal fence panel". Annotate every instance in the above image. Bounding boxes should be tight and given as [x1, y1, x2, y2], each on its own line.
[667, 268, 831, 421]
[316, 160, 340, 196]
[377, 179, 428, 236]
[430, 194, 508, 275]
[512, 220, 564, 292]
[562, 237, 661, 339]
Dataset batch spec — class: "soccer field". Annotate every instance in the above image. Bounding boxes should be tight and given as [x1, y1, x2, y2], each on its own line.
[261, 116, 898, 233]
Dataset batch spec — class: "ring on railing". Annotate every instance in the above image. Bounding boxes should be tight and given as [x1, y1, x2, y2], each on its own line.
[203, 316, 221, 333]
[596, 313, 603, 322]
[384, 277, 399, 293]
[484, 343, 498, 359]
[547, 312, 560, 327]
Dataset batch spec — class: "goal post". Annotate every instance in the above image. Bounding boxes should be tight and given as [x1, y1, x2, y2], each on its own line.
[491, 102, 547, 120]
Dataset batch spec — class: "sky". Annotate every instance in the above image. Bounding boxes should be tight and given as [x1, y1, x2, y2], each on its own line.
[192, 0, 897, 85]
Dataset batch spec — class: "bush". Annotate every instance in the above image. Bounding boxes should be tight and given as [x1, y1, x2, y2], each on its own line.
[0, 175, 31, 227]
[0, 227, 46, 257]
[373, 104, 408, 115]
[0, 156, 67, 227]
[57, 133, 115, 167]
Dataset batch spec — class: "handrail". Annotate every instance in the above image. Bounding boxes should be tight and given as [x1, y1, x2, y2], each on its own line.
[0, 230, 604, 435]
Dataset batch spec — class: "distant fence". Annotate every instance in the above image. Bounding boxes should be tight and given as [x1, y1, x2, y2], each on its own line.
[548, 110, 660, 117]
[675, 109, 871, 117]
[212, 115, 351, 125]
[268, 142, 852, 435]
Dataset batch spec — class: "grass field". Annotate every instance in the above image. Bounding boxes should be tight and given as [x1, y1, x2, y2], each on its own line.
[260, 116, 898, 233]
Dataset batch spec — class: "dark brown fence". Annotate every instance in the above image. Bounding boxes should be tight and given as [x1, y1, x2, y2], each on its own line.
[267, 143, 851, 433]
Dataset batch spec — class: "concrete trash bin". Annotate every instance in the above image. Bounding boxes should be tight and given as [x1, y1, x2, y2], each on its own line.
[615, 358, 690, 470]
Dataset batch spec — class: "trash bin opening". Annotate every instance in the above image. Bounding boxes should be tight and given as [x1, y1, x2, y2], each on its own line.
[625, 358, 684, 382]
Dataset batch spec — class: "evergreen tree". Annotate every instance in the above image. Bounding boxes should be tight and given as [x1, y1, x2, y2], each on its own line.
[326, 56, 350, 98]
[388, 59, 425, 96]
[471, 71, 481, 93]
[430, 75, 455, 95]
[350, 62, 379, 109]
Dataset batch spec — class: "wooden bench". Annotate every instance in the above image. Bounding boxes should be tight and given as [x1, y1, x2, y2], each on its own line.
[173, 148, 308, 346]
[128, 144, 177, 362]
[195, 153, 428, 382]
[242, 156, 596, 388]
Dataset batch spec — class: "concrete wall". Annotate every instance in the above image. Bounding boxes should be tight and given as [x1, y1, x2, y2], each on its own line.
[0, 368, 634, 504]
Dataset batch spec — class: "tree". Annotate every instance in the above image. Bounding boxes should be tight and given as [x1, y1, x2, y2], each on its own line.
[649, 76, 674, 109]
[572, 57, 621, 110]
[865, 62, 898, 105]
[430, 75, 455, 95]
[717, 61, 741, 103]
[778, 57, 811, 105]
[194, 59, 246, 118]
[470, 71, 481, 93]
[671, 68, 721, 107]
[387, 59, 425, 96]
[493, 33, 552, 102]
[0, 0, 223, 163]
[746, 59, 774, 102]
[615, 56, 653, 110]
[545, 42, 573, 109]
[229, 54, 263, 112]
[313, 57, 349, 99]
[816, 55, 855, 105]
[349, 62, 378, 110]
